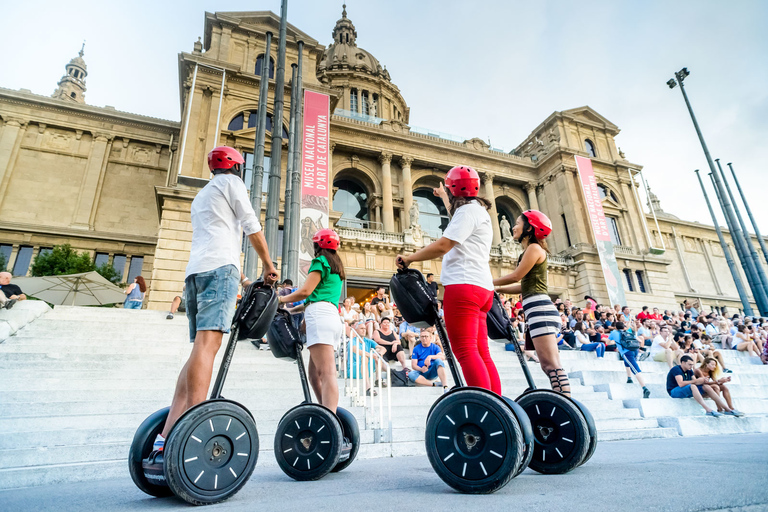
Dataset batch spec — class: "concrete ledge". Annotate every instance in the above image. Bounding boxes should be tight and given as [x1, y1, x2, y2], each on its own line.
[0, 301, 51, 343]
[657, 415, 768, 436]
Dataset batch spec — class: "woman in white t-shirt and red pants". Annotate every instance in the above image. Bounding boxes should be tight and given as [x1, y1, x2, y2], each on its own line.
[396, 166, 500, 393]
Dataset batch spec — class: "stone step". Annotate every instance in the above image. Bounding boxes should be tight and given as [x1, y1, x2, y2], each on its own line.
[595, 383, 768, 401]
[656, 414, 768, 436]
[624, 398, 768, 418]
[597, 427, 679, 441]
[573, 370, 767, 386]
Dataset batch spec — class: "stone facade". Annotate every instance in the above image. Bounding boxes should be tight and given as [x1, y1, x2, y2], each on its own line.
[1, 7, 766, 315]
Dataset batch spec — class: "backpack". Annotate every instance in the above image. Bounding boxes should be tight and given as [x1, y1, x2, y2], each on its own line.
[619, 330, 641, 350]
[389, 269, 438, 329]
[237, 281, 279, 341]
[389, 368, 414, 387]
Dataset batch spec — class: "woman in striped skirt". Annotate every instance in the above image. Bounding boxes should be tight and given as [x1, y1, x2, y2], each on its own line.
[493, 210, 571, 396]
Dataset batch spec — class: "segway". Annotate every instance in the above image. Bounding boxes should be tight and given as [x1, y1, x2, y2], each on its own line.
[129, 280, 278, 505]
[267, 307, 360, 481]
[486, 292, 596, 474]
[390, 268, 532, 494]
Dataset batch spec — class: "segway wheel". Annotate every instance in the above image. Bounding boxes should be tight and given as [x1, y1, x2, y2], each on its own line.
[571, 398, 598, 466]
[502, 397, 534, 478]
[164, 400, 259, 506]
[516, 390, 590, 475]
[331, 407, 360, 473]
[274, 404, 343, 481]
[425, 389, 525, 494]
[129, 407, 173, 498]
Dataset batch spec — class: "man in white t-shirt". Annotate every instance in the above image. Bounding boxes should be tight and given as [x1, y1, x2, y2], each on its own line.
[150, 146, 277, 463]
[650, 325, 683, 368]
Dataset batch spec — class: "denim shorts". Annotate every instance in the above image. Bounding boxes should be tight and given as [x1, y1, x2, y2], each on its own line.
[669, 384, 704, 399]
[408, 359, 446, 382]
[185, 264, 239, 343]
[124, 300, 142, 310]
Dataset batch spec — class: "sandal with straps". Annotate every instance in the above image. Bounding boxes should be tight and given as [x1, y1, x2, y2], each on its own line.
[547, 368, 571, 397]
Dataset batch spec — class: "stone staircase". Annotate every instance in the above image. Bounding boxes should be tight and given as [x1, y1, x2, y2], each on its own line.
[1, 306, 765, 490]
[567, 347, 768, 436]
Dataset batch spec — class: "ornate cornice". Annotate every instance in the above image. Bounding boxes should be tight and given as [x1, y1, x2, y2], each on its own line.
[378, 152, 392, 165]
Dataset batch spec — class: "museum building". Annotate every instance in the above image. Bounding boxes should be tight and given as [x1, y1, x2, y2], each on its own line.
[0, 7, 764, 314]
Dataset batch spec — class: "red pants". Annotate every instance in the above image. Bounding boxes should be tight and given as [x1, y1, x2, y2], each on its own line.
[443, 284, 501, 394]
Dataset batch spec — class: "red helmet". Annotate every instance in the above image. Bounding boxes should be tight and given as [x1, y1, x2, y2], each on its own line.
[312, 228, 340, 250]
[522, 210, 552, 239]
[208, 146, 244, 171]
[445, 165, 480, 197]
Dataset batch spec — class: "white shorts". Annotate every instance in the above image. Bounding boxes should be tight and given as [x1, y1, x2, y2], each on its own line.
[305, 302, 343, 349]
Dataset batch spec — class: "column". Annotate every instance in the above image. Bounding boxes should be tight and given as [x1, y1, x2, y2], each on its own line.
[379, 152, 394, 232]
[700, 239, 722, 295]
[72, 132, 112, 229]
[329, 143, 336, 187]
[400, 156, 414, 228]
[524, 182, 538, 210]
[671, 227, 695, 292]
[483, 174, 502, 245]
[0, 117, 29, 202]
[619, 178, 643, 252]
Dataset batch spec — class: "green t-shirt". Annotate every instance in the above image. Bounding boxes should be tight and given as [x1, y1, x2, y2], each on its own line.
[306, 255, 343, 306]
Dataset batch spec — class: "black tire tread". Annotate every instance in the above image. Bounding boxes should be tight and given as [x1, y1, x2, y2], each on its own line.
[164, 401, 258, 506]
[274, 404, 343, 481]
[331, 407, 360, 473]
[128, 407, 173, 498]
[425, 389, 524, 494]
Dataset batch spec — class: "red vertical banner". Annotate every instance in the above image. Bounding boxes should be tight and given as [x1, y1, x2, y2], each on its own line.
[298, 91, 331, 284]
[574, 155, 627, 307]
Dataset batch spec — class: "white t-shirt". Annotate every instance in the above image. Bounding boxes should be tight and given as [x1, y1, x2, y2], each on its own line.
[650, 334, 668, 356]
[186, 174, 262, 278]
[440, 202, 493, 290]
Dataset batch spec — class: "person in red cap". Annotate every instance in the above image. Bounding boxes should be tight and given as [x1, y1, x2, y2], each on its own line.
[278, 229, 345, 412]
[494, 210, 573, 396]
[150, 146, 278, 462]
[396, 165, 502, 394]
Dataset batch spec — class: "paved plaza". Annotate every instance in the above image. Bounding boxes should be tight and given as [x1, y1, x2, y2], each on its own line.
[2, 434, 766, 512]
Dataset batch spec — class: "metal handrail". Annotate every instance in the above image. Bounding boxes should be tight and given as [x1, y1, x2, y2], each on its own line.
[339, 328, 392, 443]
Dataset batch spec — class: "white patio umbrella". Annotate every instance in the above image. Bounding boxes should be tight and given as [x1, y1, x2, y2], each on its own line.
[13, 271, 128, 306]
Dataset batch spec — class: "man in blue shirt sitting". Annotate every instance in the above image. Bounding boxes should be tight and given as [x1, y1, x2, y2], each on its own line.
[408, 330, 448, 392]
[666, 355, 741, 417]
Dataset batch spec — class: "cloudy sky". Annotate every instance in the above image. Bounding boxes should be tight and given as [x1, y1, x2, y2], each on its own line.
[3, 0, 767, 234]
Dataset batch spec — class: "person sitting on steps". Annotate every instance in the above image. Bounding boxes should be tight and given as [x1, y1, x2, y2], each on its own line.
[693, 357, 744, 417]
[666, 355, 742, 417]
[408, 330, 449, 392]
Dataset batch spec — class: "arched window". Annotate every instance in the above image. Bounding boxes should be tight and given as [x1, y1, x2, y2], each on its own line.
[585, 139, 597, 158]
[333, 179, 369, 225]
[495, 200, 522, 237]
[350, 89, 358, 113]
[361, 91, 369, 115]
[414, 188, 450, 238]
[70, 92, 76, 99]
[255, 54, 275, 79]
[597, 184, 619, 203]
[227, 111, 288, 138]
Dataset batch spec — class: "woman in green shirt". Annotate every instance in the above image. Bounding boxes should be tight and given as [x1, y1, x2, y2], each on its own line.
[278, 229, 345, 413]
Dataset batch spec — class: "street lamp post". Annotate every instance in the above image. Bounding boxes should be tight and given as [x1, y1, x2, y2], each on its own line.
[668, 68, 768, 315]
[729, 162, 768, 265]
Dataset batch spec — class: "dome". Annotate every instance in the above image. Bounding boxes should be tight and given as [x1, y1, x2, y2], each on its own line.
[68, 44, 87, 71]
[318, 4, 391, 81]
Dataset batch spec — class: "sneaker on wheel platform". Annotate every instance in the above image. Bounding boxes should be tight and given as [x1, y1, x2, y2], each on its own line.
[166, 312, 174, 320]
[142, 449, 166, 483]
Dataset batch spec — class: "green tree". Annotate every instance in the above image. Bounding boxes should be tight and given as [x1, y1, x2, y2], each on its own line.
[30, 244, 94, 277]
[95, 262, 123, 286]
[0, 251, 6, 272]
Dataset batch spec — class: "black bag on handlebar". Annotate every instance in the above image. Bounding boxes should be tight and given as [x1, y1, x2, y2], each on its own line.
[267, 308, 302, 360]
[237, 281, 279, 341]
[389, 268, 438, 329]
[487, 292, 513, 341]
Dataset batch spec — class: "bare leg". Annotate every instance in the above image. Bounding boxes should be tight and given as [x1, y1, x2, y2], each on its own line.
[702, 384, 731, 412]
[308, 344, 338, 413]
[437, 364, 448, 386]
[721, 385, 735, 410]
[690, 385, 713, 413]
[665, 348, 674, 368]
[308, 357, 322, 403]
[162, 330, 224, 438]
[169, 296, 181, 314]
[533, 334, 570, 396]
[396, 349, 410, 370]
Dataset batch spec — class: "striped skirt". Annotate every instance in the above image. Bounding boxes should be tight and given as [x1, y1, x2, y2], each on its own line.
[522, 294, 561, 342]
